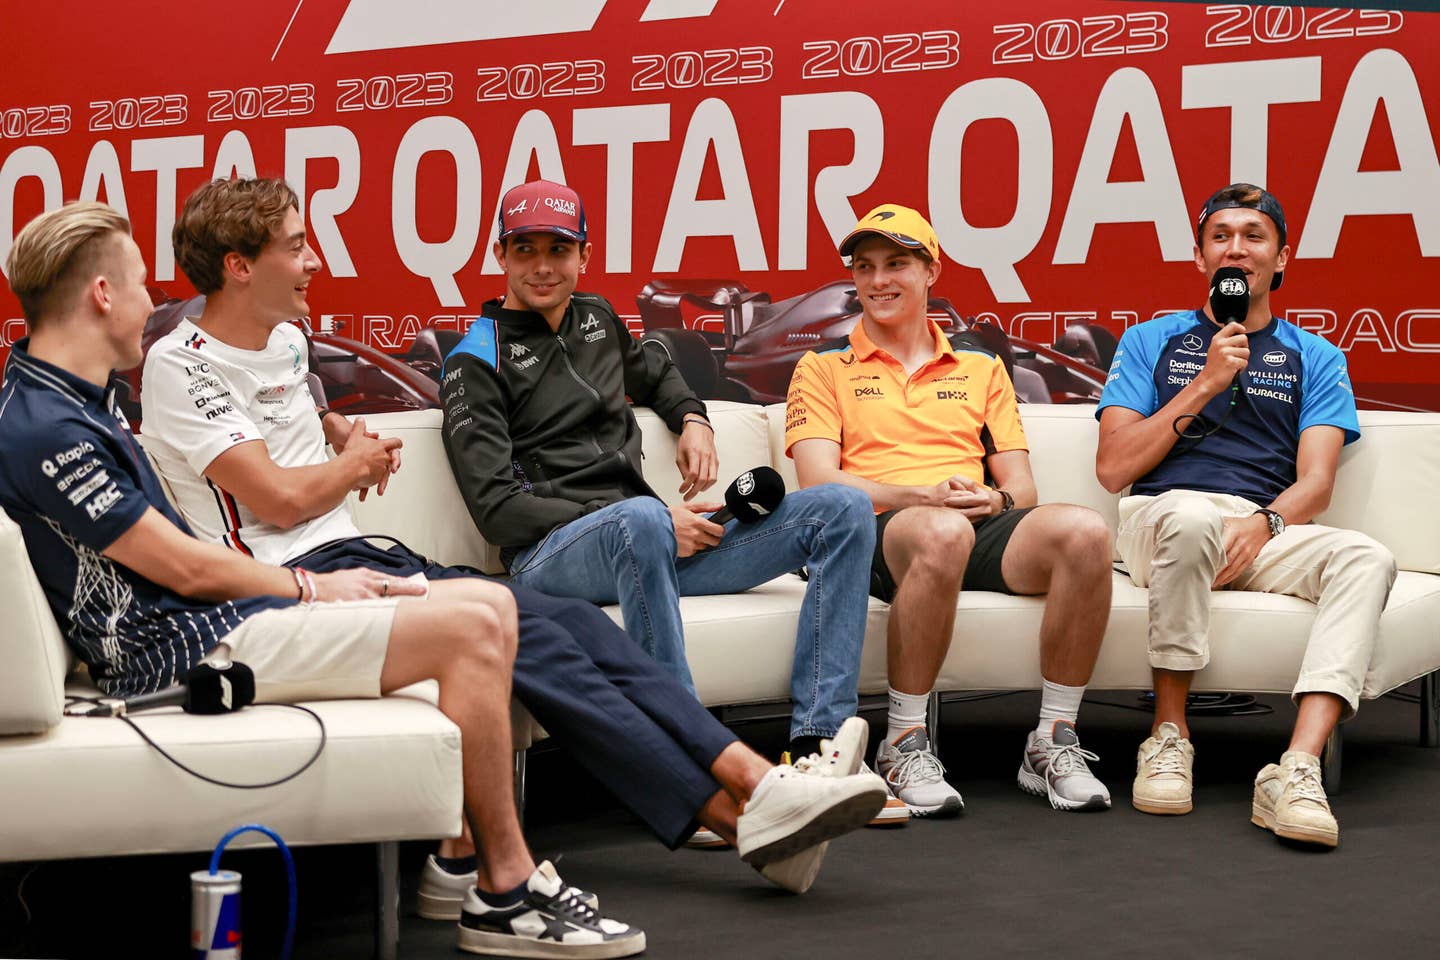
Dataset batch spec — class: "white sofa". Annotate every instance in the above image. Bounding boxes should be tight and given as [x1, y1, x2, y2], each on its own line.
[348, 401, 1440, 765]
[0, 510, 461, 959]
[4, 401, 1438, 958]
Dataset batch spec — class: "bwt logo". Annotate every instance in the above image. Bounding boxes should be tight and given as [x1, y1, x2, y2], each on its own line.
[1218, 277, 1247, 297]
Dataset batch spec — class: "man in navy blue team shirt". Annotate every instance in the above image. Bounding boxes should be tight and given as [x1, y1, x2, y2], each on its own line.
[1095, 183, 1396, 848]
[0, 201, 650, 958]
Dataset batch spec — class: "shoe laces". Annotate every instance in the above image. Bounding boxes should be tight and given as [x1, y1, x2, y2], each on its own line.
[1144, 737, 1187, 777]
[886, 746, 947, 787]
[1044, 740, 1100, 777]
[548, 885, 600, 925]
[1283, 763, 1329, 808]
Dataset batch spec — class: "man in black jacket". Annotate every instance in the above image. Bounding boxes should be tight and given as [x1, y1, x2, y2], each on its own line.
[441, 180, 876, 764]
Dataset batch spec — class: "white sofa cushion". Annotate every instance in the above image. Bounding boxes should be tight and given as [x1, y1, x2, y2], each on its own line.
[0, 685, 462, 861]
[0, 507, 71, 735]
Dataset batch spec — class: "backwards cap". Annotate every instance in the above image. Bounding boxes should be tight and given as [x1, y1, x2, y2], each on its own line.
[1195, 182, 1287, 290]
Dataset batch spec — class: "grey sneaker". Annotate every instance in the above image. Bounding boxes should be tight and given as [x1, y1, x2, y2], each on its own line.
[1132, 722, 1195, 815]
[1252, 751, 1338, 848]
[875, 726, 963, 817]
[1018, 720, 1111, 811]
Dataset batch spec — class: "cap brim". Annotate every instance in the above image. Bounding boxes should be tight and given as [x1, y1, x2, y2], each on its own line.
[839, 228, 926, 258]
[499, 225, 586, 242]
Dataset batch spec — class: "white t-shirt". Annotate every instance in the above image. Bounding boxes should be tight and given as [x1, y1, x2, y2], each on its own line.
[140, 318, 359, 565]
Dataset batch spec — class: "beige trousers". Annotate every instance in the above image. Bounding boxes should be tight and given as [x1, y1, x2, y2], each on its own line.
[1116, 490, 1397, 718]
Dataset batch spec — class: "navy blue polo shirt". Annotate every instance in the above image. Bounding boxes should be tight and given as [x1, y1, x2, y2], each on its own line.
[1096, 311, 1359, 506]
[0, 340, 293, 697]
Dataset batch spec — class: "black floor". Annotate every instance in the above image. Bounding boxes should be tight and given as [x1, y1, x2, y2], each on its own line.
[4, 685, 1438, 959]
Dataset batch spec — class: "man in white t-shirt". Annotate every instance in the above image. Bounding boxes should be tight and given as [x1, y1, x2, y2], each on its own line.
[141, 176, 886, 913]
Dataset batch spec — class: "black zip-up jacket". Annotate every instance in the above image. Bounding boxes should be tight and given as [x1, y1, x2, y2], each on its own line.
[440, 293, 706, 565]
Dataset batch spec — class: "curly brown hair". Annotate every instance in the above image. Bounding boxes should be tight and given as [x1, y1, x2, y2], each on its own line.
[173, 177, 299, 294]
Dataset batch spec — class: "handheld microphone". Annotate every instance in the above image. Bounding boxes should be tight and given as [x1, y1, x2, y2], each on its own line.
[708, 466, 786, 525]
[1209, 266, 1250, 326]
[80, 661, 257, 717]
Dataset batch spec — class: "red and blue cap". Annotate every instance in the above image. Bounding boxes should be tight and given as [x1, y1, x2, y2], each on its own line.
[498, 179, 587, 243]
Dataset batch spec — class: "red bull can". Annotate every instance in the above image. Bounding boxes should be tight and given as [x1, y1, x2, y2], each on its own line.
[190, 869, 241, 959]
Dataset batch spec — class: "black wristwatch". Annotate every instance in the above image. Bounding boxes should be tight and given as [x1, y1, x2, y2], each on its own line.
[1254, 508, 1285, 539]
[996, 489, 1015, 514]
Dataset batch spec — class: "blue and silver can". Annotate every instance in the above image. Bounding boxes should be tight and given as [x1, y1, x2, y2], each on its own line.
[190, 869, 241, 959]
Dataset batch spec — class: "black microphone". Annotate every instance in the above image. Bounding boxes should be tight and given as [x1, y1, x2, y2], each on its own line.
[81, 661, 257, 717]
[1209, 266, 1250, 326]
[708, 466, 786, 525]
[1207, 265, 1250, 414]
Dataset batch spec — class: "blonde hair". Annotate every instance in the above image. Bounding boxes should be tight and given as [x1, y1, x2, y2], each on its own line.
[5, 201, 132, 326]
[173, 177, 299, 295]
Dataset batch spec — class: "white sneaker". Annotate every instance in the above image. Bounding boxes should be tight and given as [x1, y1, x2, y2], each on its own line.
[416, 854, 477, 920]
[684, 826, 730, 850]
[420, 854, 599, 921]
[757, 717, 870, 893]
[1018, 720, 1111, 811]
[737, 742, 886, 869]
[458, 861, 642, 959]
[1132, 722, 1195, 815]
[1252, 751, 1338, 848]
[875, 726, 963, 817]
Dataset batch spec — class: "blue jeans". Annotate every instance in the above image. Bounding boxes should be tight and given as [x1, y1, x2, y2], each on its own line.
[509, 485, 874, 739]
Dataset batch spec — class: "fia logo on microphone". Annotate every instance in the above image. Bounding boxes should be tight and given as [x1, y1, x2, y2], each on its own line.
[736, 470, 755, 496]
[1218, 277, 1247, 297]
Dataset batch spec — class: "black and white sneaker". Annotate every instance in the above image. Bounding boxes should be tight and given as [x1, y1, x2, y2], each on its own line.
[458, 861, 644, 959]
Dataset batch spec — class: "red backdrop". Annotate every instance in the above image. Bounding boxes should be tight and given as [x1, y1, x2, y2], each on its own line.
[2, 1, 1437, 407]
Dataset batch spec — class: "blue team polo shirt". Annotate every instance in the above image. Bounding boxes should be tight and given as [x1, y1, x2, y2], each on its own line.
[0, 339, 293, 697]
[1096, 311, 1359, 506]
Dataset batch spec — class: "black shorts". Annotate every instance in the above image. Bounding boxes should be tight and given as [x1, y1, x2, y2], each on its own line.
[870, 506, 1036, 603]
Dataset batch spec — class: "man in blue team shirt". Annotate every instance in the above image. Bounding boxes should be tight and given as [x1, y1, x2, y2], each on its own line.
[1095, 183, 1396, 848]
[0, 202, 660, 958]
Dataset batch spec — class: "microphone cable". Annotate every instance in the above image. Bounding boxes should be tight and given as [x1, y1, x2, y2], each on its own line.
[1171, 374, 1245, 452]
[63, 695, 327, 790]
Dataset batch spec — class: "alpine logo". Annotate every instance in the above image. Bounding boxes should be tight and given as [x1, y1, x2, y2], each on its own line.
[580, 315, 600, 331]
[505, 199, 528, 216]
[185, 332, 207, 350]
[1263, 350, 1287, 366]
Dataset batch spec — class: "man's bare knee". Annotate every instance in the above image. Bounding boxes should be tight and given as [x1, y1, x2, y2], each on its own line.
[891, 511, 972, 587]
[1054, 507, 1113, 572]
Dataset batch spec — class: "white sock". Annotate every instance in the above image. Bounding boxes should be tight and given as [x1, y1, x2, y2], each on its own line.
[1036, 679, 1085, 739]
[886, 687, 929, 744]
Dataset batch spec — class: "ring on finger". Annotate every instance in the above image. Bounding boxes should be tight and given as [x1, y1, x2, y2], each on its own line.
[381, 579, 390, 597]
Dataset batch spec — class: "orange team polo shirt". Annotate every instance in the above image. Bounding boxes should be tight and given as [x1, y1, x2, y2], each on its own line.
[784, 319, 1028, 499]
